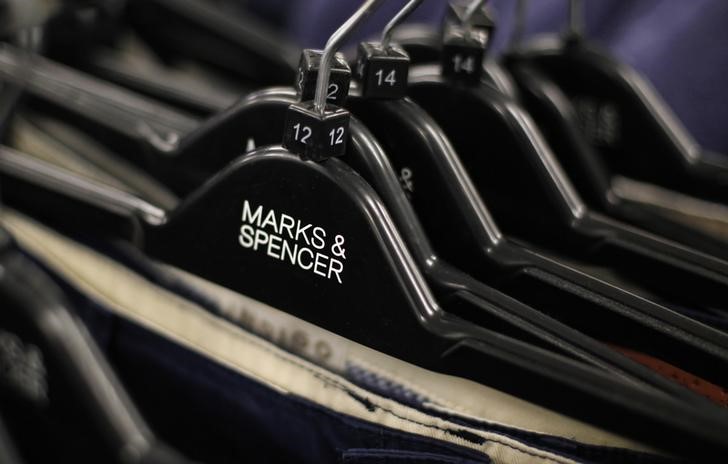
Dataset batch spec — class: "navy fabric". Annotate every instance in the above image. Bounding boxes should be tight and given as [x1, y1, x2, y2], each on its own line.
[341, 448, 487, 464]
[16, 235, 684, 464]
[245, 0, 728, 153]
[15, 245, 492, 464]
[78, 303, 493, 464]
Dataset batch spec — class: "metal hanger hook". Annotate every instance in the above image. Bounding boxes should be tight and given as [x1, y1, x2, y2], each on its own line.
[568, 0, 584, 38]
[314, 0, 387, 114]
[380, 0, 424, 50]
[509, 0, 528, 49]
[463, 0, 488, 28]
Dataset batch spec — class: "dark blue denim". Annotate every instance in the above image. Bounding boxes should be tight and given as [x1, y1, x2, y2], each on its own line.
[79, 303, 493, 464]
[341, 448, 487, 464]
[19, 242, 676, 464]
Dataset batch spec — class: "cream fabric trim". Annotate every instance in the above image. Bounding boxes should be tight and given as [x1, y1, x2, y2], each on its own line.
[2, 211, 658, 462]
[613, 176, 728, 242]
[160, 264, 658, 452]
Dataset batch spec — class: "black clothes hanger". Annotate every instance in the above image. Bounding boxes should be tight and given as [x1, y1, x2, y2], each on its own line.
[406, 66, 728, 326]
[226, 86, 726, 401]
[5, 144, 728, 459]
[9, 38, 728, 322]
[122, 0, 298, 87]
[399, 10, 728, 319]
[502, 59, 728, 263]
[40, 0, 298, 90]
[387, 2, 518, 100]
[8, 40, 728, 392]
[345, 90, 728, 392]
[7, 26, 728, 401]
[341, 10, 728, 396]
[508, 0, 728, 207]
[3, 2, 728, 455]
[4, 0, 703, 395]
[0, 226, 187, 464]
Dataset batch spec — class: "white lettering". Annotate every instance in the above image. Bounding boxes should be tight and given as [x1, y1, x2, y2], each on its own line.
[281, 239, 297, 265]
[253, 229, 269, 250]
[312, 226, 326, 250]
[279, 213, 296, 239]
[298, 248, 314, 270]
[238, 224, 254, 248]
[313, 253, 329, 277]
[242, 200, 263, 226]
[328, 258, 344, 284]
[261, 209, 278, 231]
[295, 222, 311, 245]
[267, 234, 282, 259]
[237, 200, 346, 284]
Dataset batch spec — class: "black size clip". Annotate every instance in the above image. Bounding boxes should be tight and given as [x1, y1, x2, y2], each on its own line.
[354, 0, 423, 100]
[284, 0, 387, 162]
[295, 50, 351, 106]
[441, 0, 494, 83]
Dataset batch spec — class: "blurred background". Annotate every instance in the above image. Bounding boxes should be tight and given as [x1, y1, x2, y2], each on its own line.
[240, 0, 728, 153]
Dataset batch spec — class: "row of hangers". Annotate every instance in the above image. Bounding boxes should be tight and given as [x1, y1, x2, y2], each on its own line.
[2, 0, 728, 460]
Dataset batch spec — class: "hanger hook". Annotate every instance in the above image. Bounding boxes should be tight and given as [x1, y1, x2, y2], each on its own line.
[509, 0, 528, 49]
[463, 0, 488, 28]
[380, 0, 424, 50]
[314, 0, 387, 114]
[568, 0, 584, 38]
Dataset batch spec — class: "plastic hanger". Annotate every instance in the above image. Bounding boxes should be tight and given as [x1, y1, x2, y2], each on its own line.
[36, 0, 703, 392]
[0, 38, 187, 459]
[403, 1, 728, 322]
[7, 24, 728, 391]
[6, 74, 728, 464]
[41, 0, 298, 90]
[12, 131, 728, 455]
[386, 0, 518, 100]
[508, 0, 728, 206]
[0, 226, 187, 464]
[504, 57, 728, 263]
[338, 0, 728, 398]
[501, 1, 728, 262]
[8, 19, 728, 316]
[4, 3, 728, 454]
[4, 3, 724, 399]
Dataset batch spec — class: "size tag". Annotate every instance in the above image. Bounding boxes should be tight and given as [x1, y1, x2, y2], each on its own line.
[355, 42, 410, 99]
[282, 101, 350, 161]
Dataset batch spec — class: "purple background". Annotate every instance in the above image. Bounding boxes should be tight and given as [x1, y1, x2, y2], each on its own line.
[246, 0, 728, 153]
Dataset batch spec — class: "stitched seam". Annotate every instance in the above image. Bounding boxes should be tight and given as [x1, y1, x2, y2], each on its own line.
[343, 451, 484, 463]
[348, 355, 460, 411]
[179, 316, 575, 464]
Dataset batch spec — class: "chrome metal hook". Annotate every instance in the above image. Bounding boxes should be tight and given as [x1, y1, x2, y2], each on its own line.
[314, 0, 387, 114]
[568, 0, 584, 38]
[510, 0, 529, 49]
[463, 0, 488, 28]
[380, 0, 424, 50]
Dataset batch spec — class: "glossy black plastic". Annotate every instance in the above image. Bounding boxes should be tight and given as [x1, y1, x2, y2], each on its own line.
[4, 144, 728, 458]
[8, 54, 728, 391]
[406, 68, 728, 317]
[346, 92, 728, 387]
[123, 0, 298, 87]
[244, 90, 716, 400]
[503, 60, 728, 262]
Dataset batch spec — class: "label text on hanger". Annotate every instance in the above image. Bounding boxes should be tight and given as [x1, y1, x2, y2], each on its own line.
[238, 200, 347, 284]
